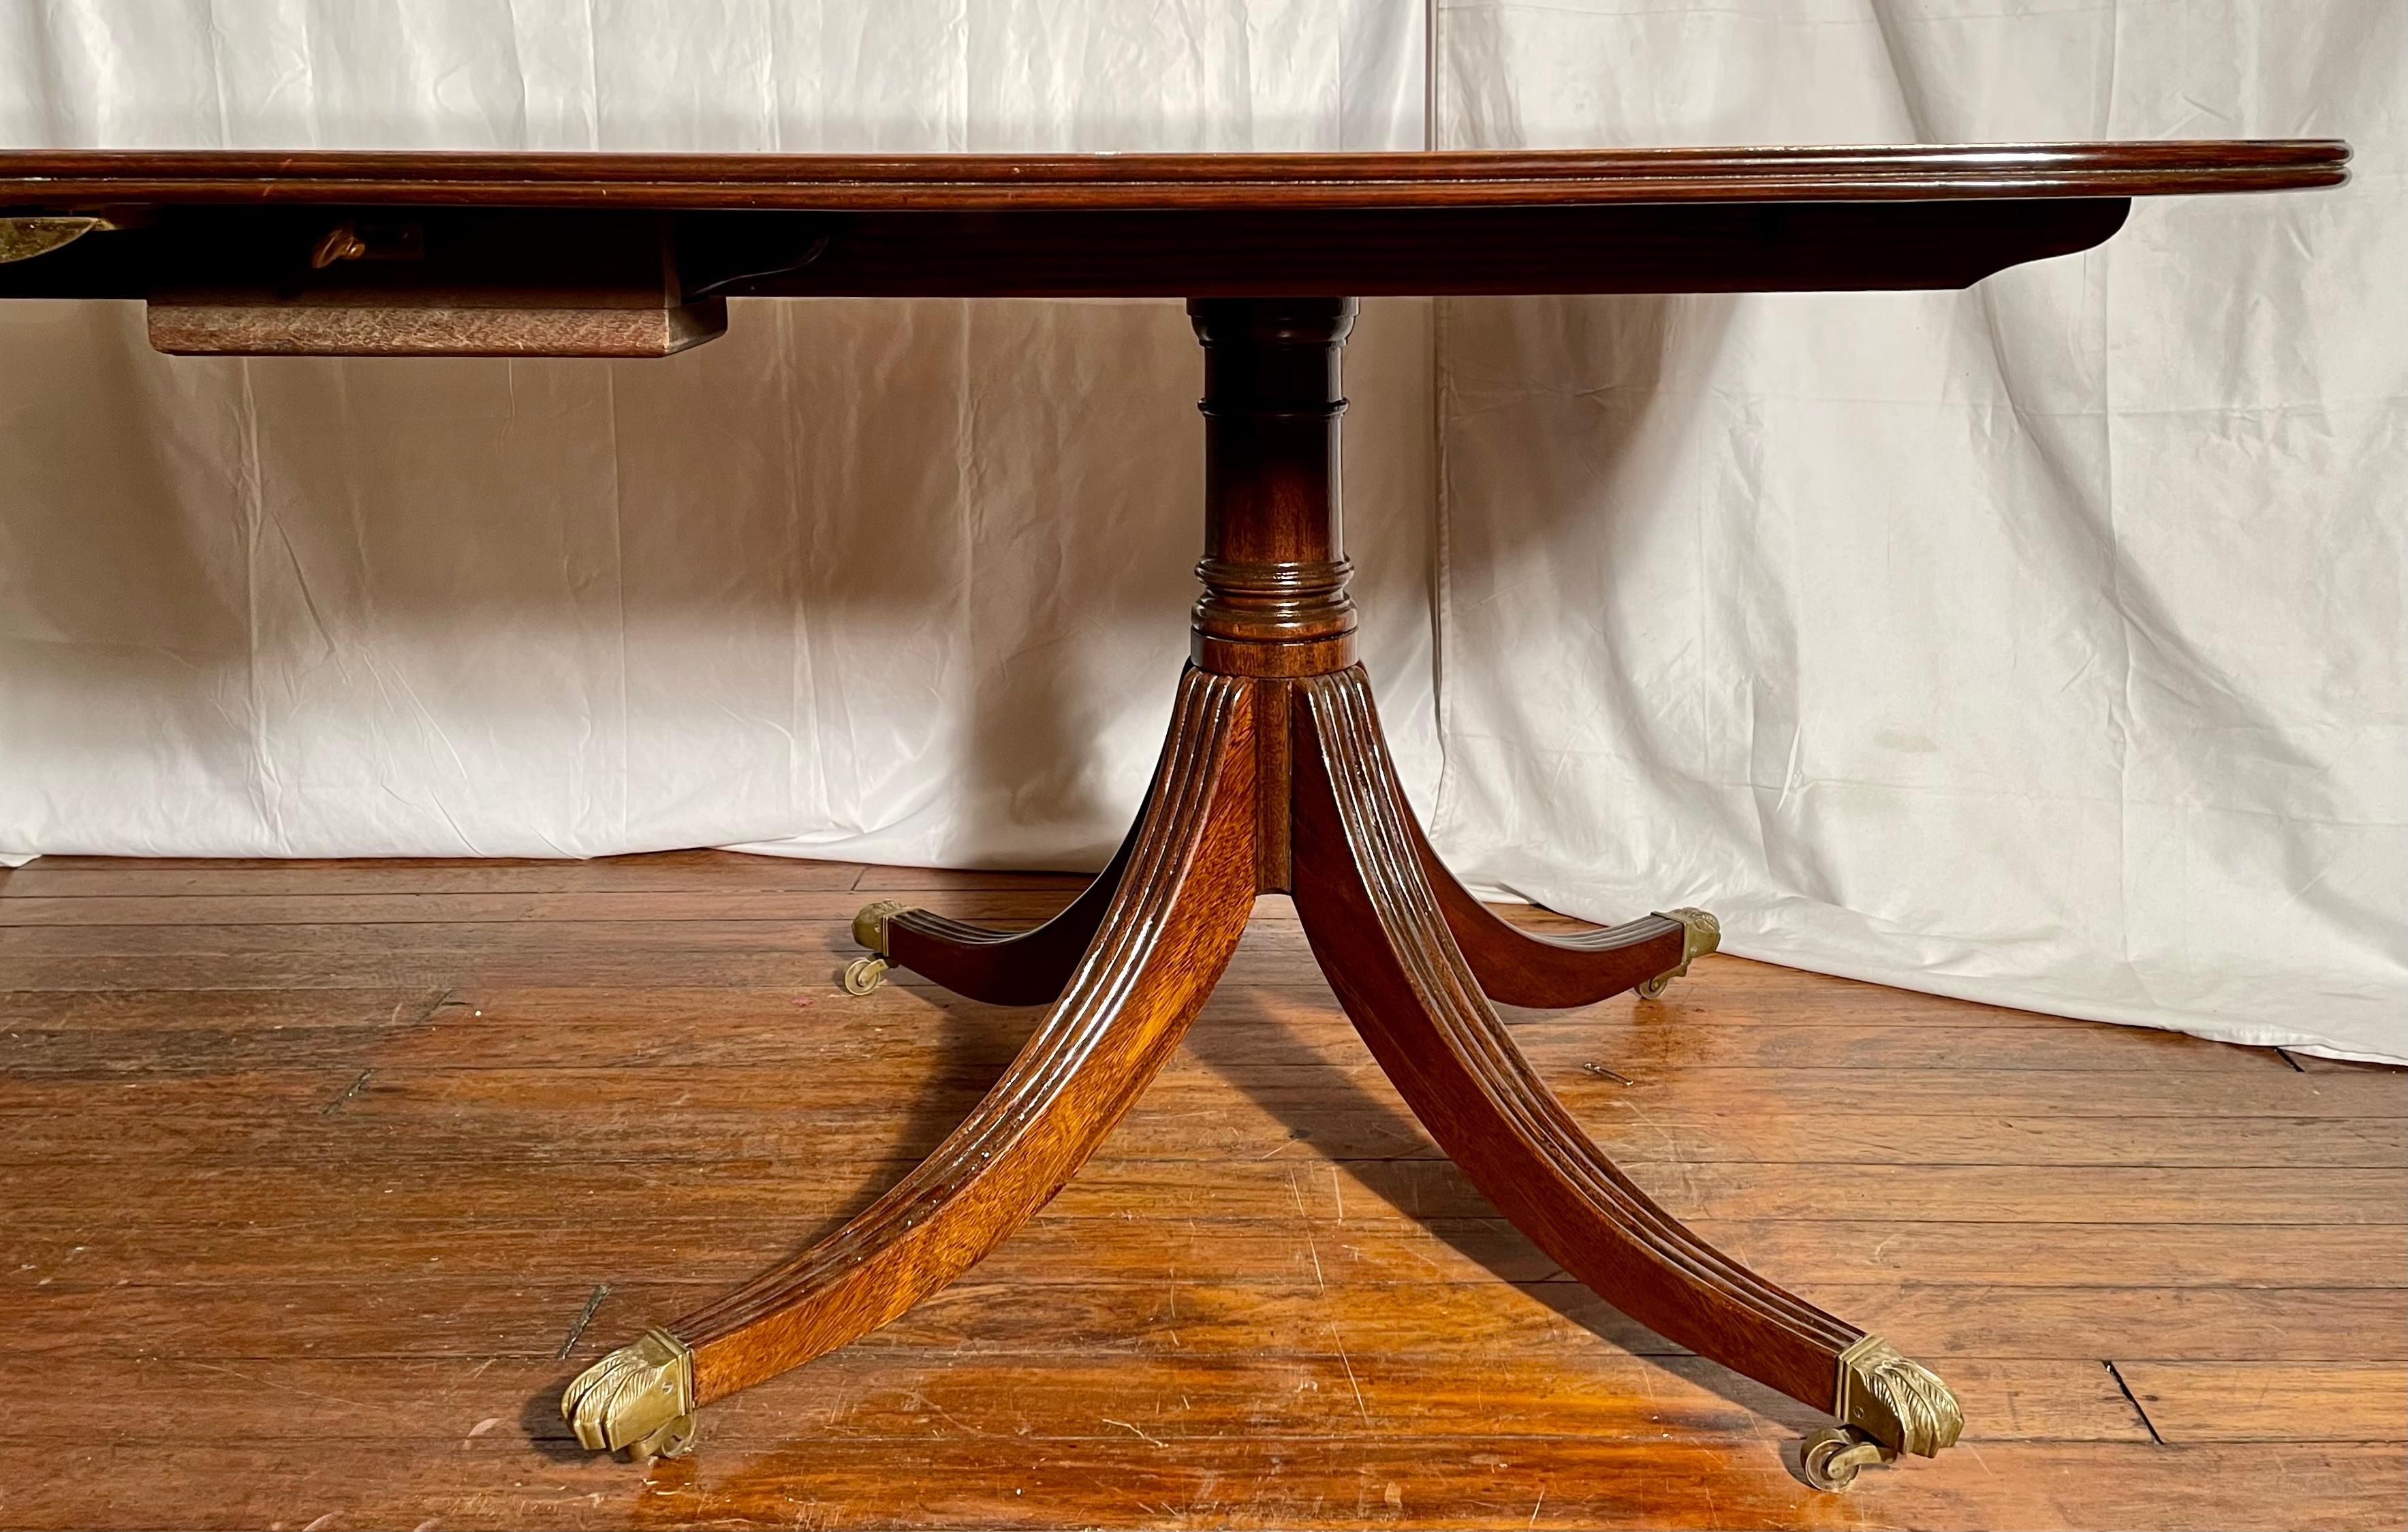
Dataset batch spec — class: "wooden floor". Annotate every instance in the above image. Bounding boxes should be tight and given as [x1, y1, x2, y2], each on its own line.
[0, 851, 2400, 1531]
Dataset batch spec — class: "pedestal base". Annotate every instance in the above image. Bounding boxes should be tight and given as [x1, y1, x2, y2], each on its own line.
[566, 296, 1960, 1490]
[567, 666, 1962, 1489]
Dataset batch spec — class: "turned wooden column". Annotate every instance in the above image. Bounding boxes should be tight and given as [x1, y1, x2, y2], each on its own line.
[1187, 298, 1358, 679]
[1187, 296, 1358, 890]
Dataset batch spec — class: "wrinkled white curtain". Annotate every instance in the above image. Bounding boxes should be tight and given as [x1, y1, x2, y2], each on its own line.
[0, 0, 1442, 871]
[1, 3, 2400, 1063]
[1427, 1, 2405, 1062]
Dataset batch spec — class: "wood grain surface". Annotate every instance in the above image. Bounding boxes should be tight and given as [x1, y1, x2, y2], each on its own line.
[1, 849, 2397, 1529]
[0, 140, 2347, 309]
[0, 142, 2350, 210]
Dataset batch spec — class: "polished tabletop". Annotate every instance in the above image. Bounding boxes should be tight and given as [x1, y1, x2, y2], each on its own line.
[0, 141, 2351, 208]
[0, 142, 2351, 345]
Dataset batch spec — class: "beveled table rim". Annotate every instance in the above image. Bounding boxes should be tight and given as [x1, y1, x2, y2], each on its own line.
[0, 140, 2351, 212]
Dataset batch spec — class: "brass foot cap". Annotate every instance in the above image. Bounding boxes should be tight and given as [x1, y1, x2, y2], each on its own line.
[843, 899, 911, 995]
[1836, 1333, 1964, 1458]
[1637, 907, 1721, 999]
[562, 1328, 697, 1460]
[851, 899, 910, 955]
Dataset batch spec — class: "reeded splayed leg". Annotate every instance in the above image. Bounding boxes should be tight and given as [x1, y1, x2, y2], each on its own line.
[845, 826, 1137, 1003]
[1375, 740, 1719, 1007]
[1287, 666, 1962, 1489]
[564, 668, 1260, 1458]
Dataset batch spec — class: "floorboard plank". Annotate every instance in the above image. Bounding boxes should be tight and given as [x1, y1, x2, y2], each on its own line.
[21, 1278, 2406, 1365]
[5, 1093, 2398, 1172]
[7, 1155, 2397, 1228]
[3, 985, 2317, 1076]
[0, 851, 866, 896]
[0, 1441, 2396, 1531]
[1, 1352, 2148, 1447]
[2114, 1362, 2407, 1443]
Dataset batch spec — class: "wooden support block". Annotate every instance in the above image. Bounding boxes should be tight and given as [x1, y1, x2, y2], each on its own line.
[147, 296, 724, 356]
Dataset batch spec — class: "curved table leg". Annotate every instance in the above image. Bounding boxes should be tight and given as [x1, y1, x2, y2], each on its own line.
[1400, 796, 1718, 1008]
[845, 828, 1137, 1005]
[1339, 693, 1714, 1007]
[1290, 667, 1961, 1488]
[1336, 695, 1712, 1007]
[565, 668, 1260, 1457]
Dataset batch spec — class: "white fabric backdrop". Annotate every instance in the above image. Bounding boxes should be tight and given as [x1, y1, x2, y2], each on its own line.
[1, 2, 2399, 1063]
[0, 0, 1443, 873]
[1427, 0, 2405, 1062]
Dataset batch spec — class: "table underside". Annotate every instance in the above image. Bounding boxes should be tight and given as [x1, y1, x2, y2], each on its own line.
[3, 198, 2136, 306]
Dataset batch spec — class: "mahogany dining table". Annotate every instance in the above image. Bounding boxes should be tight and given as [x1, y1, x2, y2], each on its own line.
[0, 140, 2349, 1491]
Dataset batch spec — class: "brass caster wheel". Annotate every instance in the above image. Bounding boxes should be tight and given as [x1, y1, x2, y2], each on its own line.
[1800, 1425, 1893, 1491]
[843, 900, 909, 996]
[1637, 907, 1720, 999]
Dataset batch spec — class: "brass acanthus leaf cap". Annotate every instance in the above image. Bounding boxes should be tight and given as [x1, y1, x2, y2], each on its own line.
[1638, 907, 1721, 998]
[562, 1328, 696, 1459]
[1836, 1334, 1964, 1458]
[851, 899, 909, 955]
